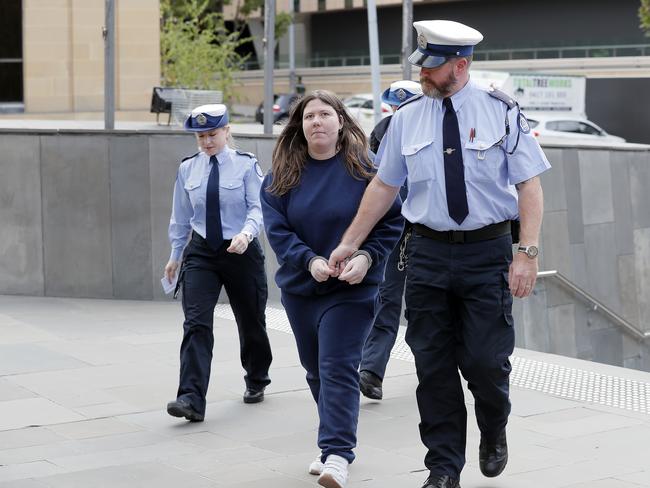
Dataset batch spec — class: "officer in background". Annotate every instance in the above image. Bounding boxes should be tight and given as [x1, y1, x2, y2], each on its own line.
[360, 80, 422, 400]
[164, 104, 272, 422]
[368, 80, 422, 153]
[330, 20, 550, 488]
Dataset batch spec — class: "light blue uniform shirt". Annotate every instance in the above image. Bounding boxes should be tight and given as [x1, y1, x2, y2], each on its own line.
[168, 147, 263, 261]
[377, 79, 551, 231]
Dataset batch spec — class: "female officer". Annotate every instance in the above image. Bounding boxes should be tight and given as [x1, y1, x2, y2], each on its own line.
[164, 104, 272, 422]
[260, 91, 403, 488]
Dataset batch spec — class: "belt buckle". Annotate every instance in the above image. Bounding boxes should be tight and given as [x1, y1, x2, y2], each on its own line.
[449, 230, 465, 243]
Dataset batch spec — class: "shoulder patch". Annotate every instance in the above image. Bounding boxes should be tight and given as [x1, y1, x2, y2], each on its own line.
[397, 93, 424, 110]
[518, 112, 531, 134]
[487, 88, 517, 109]
[181, 151, 199, 162]
[254, 161, 264, 177]
[235, 150, 256, 159]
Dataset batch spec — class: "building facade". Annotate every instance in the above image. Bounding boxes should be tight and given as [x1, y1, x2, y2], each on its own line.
[0, 0, 160, 114]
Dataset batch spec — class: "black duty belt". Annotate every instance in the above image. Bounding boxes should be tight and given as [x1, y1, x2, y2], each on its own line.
[413, 221, 513, 244]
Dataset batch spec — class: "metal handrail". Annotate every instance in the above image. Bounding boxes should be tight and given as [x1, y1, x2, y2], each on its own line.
[537, 270, 650, 340]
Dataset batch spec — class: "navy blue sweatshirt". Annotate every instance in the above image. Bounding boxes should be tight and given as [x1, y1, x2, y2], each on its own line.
[260, 153, 404, 296]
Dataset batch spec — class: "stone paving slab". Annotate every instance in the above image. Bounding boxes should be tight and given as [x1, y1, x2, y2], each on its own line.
[0, 296, 649, 488]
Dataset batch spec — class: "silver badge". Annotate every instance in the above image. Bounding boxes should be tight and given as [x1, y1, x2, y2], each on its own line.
[417, 33, 427, 49]
[196, 114, 207, 126]
[396, 88, 406, 101]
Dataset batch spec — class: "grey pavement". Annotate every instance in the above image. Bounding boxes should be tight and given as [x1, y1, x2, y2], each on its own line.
[1, 295, 650, 488]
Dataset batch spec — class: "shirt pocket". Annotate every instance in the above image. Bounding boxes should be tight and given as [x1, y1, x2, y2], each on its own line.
[464, 137, 503, 182]
[219, 178, 245, 206]
[402, 140, 436, 184]
[183, 178, 204, 207]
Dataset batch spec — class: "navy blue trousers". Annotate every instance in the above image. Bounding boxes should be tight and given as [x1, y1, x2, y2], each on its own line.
[282, 286, 377, 464]
[404, 232, 514, 478]
[177, 233, 272, 415]
[360, 232, 406, 379]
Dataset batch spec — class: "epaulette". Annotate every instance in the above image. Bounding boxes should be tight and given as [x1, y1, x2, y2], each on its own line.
[181, 152, 199, 162]
[236, 150, 256, 159]
[487, 87, 517, 109]
[397, 93, 424, 110]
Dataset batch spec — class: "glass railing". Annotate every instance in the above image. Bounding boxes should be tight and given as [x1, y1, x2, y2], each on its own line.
[239, 43, 650, 70]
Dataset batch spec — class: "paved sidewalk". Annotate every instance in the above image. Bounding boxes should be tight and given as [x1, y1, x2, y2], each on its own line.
[1, 295, 649, 488]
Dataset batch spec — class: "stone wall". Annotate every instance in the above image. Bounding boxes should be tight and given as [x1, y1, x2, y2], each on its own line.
[0, 129, 649, 370]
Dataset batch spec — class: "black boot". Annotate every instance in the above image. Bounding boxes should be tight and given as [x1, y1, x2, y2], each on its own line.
[479, 429, 508, 477]
[359, 370, 383, 400]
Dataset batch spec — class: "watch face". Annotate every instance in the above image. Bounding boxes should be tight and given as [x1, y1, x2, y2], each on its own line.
[526, 245, 539, 258]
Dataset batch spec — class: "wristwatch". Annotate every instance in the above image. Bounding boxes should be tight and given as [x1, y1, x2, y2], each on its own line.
[242, 231, 254, 243]
[517, 245, 539, 259]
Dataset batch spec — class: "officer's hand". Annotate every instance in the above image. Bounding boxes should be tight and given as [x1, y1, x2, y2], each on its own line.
[164, 260, 180, 283]
[310, 258, 334, 282]
[227, 234, 249, 254]
[338, 255, 370, 285]
[509, 253, 538, 298]
[328, 243, 357, 277]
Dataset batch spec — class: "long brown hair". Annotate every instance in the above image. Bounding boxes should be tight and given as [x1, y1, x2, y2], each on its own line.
[267, 90, 374, 196]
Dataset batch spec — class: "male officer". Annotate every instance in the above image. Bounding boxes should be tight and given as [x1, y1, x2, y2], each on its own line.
[330, 20, 550, 488]
[360, 80, 422, 401]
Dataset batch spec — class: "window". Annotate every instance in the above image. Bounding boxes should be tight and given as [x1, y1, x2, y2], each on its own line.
[549, 120, 603, 136]
[0, 0, 22, 104]
[294, 0, 300, 12]
[318, 0, 326, 11]
[345, 0, 353, 7]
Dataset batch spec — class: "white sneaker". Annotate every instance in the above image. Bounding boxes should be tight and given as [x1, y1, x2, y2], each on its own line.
[317, 454, 349, 488]
[308, 454, 324, 475]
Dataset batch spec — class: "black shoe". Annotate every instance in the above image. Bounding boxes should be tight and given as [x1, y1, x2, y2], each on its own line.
[479, 429, 508, 477]
[421, 474, 461, 488]
[166, 398, 204, 422]
[359, 370, 383, 400]
[243, 387, 265, 404]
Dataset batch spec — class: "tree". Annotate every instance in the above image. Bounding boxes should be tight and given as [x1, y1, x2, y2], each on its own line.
[640, 0, 650, 36]
[160, 0, 251, 102]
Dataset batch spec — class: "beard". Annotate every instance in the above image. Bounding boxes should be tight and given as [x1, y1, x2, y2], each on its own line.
[420, 71, 459, 99]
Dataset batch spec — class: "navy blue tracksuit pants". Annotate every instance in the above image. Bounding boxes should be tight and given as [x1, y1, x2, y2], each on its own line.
[360, 230, 407, 379]
[282, 285, 377, 464]
[177, 232, 272, 415]
[404, 232, 515, 479]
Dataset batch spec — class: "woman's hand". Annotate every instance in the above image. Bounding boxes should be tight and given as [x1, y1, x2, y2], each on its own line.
[227, 233, 249, 254]
[310, 258, 335, 282]
[338, 255, 370, 285]
[164, 260, 180, 283]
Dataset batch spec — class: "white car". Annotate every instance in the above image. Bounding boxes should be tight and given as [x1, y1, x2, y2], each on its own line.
[343, 94, 392, 134]
[526, 115, 625, 144]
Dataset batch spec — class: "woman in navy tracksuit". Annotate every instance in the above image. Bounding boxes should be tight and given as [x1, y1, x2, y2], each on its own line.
[260, 90, 403, 488]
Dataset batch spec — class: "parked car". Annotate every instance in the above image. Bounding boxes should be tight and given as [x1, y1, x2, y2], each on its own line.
[343, 94, 393, 133]
[255, 94, 301, 124]
[526, 115, 625, 143]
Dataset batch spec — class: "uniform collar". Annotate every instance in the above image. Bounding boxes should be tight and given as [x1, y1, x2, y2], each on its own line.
[206, 146, 230, 165]
[433, 78, 472, 112]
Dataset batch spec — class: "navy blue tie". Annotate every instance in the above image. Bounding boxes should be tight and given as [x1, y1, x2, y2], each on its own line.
[442, 97, 469, 225]
[205, 155, 223, 250]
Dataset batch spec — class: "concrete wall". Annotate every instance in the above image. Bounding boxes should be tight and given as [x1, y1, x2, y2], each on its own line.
[1, 129, 649, 371]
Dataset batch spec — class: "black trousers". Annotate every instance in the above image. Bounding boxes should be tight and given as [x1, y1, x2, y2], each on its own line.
[177, 232, 272, 415]
[404, 232, 514, 478]
[360, 231, 406, 379]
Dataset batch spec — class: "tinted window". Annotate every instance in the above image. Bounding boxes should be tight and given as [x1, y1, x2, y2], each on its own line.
[361, 100, 373, 109]
[527, 119, 540, 128]
[550, 120, 603, 135]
